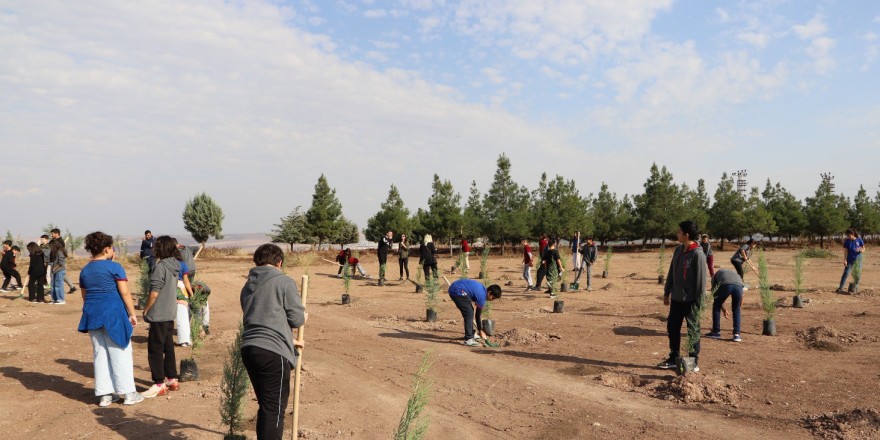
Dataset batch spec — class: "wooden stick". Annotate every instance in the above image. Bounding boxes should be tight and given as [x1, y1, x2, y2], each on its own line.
[18, 275, 29, 298]
[291, 275, 309, 440]
[442, 275, 451, 287]
[321, 258, 341, 266]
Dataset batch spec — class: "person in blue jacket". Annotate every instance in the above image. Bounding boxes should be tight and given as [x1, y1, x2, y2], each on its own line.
[447, 278, 502, 347]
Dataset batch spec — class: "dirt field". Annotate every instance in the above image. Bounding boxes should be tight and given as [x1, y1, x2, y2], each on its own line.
[1, 247, 878, 439]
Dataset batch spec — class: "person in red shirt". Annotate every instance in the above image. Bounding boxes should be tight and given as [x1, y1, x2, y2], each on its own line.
[522, 239, 534, 291]
[451, 236, 471, 274]
[538, 234, 549, 256]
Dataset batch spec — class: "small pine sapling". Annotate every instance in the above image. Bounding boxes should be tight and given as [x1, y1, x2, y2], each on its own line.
[342, 262, 351, 294]
[604, 244, 614, 276]
[852, 255, 864, 291]
[415, 260, 423, 286]
[114, 235, 129, 262]
[424, 275, 438, 313]
[682, 285, 715, 371]
[379, 263, 387, 281]
[793, 253, 806, 298]
[188, 282, 210, 356]
[456, 252, 469, 279]
[219, 322, 250, 440]
[657, 243, 667, 278]
[758, 250, 775, 321]
[394, 352, 432, 440]
[136, 258, 151, 309]
[558, 253, 567, 294]
[548, 260, 559, 296]
[479, 246, 490, 282]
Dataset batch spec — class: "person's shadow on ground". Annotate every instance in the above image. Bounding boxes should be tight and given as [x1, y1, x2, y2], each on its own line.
[56, 358, 153, 388]
[93, 407, 224, 439]
[0, 366, 94, 404]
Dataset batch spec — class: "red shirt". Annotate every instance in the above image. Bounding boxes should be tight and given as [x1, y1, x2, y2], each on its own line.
[539, 238, 548, 255]
[348, 257, 359, 266]
[523, 244, 533, 265]
[461, 239, 471, 252]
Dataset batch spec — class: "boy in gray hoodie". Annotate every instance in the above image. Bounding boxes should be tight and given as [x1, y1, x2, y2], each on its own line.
[142, 236, 181, 398]
[658, 221, 707, 371]
[241, 243, 307, 440]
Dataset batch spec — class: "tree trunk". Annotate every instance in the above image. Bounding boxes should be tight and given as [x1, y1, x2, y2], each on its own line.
[820, 236, 825, 249]
[719, 237, 725, 251]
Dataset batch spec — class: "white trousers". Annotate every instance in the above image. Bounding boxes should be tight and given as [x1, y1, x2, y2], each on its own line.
[176, 303, 191, 345]
[90, 328, 135, 396]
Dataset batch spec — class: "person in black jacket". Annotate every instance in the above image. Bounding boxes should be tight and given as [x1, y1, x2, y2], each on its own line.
[140, 230, 156, 272]
[658, 221, 707, 371]
[1, 241, 22, 291]
[420, 234, 438, 279]
[537, 239, 563, 295]
[26, 242, 47, 302]
[377, 230, 393, 281]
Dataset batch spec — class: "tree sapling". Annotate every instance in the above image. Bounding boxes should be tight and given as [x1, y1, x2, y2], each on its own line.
[219, 322, 250, 440]
[424, 275, 439, 322]
[394, 352, 432, 440]
[478, 246, 489, 280]
[850, 255, 863, 293]
[758, 250, 777, 335]
[456, 251, 469, 279]
[792, 253, 806, 308]
[657, 243, 666, 284]
[603, 244, 613, 278]
[180, 281, 210, 381]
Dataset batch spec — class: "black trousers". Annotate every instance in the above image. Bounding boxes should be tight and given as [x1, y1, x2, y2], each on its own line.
[535, 266, 546, 290]
[242, 346, 292, 440]
[450, 294, 475, 339]
[147, 321, 178, 384]
[399, 258, 409, 278]
[1, 267, 21, 289]
[423, 261, 437, 279]
[731, 260, 745, 281]
[378, 252, 388, 266]
[667, 300, 701, 360]
[27, 275, 45, 301]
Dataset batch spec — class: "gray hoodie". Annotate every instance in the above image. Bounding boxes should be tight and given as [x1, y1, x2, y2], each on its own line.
[145, 258, 180, 322]
[664, 243, 707, 303]
[178, 245, 197, 274]
[712, 269, 744, 290]
[240, 266, 305, 365]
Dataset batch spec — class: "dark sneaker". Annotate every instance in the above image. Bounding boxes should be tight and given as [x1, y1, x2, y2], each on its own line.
[203, 326, 210, 335]
[706, 332, 721, 339]
[657, 358, 678, 369]
[732, 334, 742, 342]
[69, 287, 78, 294]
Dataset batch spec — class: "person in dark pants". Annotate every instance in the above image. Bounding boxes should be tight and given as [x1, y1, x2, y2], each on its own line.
[240, 244, 306, 440]
[1, 241, 22, 291]
[377, 230, 393, 281]
[536, 239, 563, 295]
[448, 278, 501, 347]
[574, 236, 598, 291]
[397, 233, 410, 280]
[837, 228, 865, 293]
[140, 230, 156, 272]
[706, 269, 745, 342]
[50, 228, 77, 293]
[730, 238, 758, 283]
[658, 221, 707, 371]
[141, 236, 181, 398]
[25, 242, 47, 302]
[700, 234, 715, 277]
[420, 234, 438, 279]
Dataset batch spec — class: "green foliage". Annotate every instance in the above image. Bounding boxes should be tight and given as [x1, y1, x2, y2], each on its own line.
[40, 224, 59, 236]
[183, 192, 225, 245]
[269, 206, 310, 251]
[757, 250, 775, 320]
[685, 286, 714, 355]
[4, 230, 13, 243]
[461, 181, 485, 240]
[763, 180, 807, 242]
[424, 275, 438, 312]
[604, 244, 613, 274]
[365, 184, 411, 242]
[188, 282, 210, 357]
[394, 352, 432, 440]
[219, 322, 250, 439]
[805, 175, 849, 247]
[633, 163, 683, 243]
[530, 174, 591, 239]
[331, 217, 359, 248]
[64, 229, 84, 255]
[798, 247, 834, 259]
[657, 243, 667, 277]
[379, 263, 387, 280]
[424, 174, 462, 245]
[479, 247, 489, 285]
[456, 252, 468, 280]
[793, 254, 806, 295]
[286, 251, 317, 275]
[547, 258, 559, 295]
[591, 182, 620, 245]
[114, 235, 129, 260]
[342, 261, 351, 294]
[849, 186, 880, 236]
[743, 187, 777, 239]
[683, 179, 711, 235]
[137, 258, 151, 306]
[483, 154, 531, 253]
[708, 173, 746, 248]
[305, 174, 344, 249]
[415, 259, 423, 286]
[852, 255, 864, 286]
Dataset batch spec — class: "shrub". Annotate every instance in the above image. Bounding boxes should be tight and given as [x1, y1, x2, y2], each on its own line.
[424, 275, 438, 312]
[793, 254, 806, 296]
[456, 252, 469, 280]
[199, 246, 242, 258]
[798, 248, 834, 259]
[758, 250, 775, 320]
[219, 322, 250, 439]
[394, 352, 431, 440]
[604, 244, 614, 274]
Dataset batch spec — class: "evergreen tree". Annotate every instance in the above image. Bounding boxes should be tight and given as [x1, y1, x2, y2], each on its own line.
[305, 174, 343, 249]
[849, 185, 880, 236]
[804, 175, 849, 248]
[762, 180, 807, 243]
[743, 187, 777, 239]
[543, 175, 591, 239]
[529, 173, 550, 237]
[707, 173, 746, 250]
[365, 184, 411, 242]
[461, 181, 485, 240]
[682, 179, 711, 235]
[424, 174, 462, 247]
[269, 206, 309, 252]
[483, 154, 530, 254]
[182, 192, 225, 245]
[332, 217, 359, 249]
[592, 182, 620, 246]
[633, 163, 682, 244]
[618, 195, 636, 244]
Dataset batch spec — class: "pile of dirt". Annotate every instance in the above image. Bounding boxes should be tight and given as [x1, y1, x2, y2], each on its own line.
[561, 364, 607, 377]
[597, 372, 645, 391]
[600, 283, 615, 290]
[796, 326, 878, 351]
[804, 408, 880, 440]
[0, 325, 21, 338]
[494, 328, 561, 346]
[654, 374, 741, 404]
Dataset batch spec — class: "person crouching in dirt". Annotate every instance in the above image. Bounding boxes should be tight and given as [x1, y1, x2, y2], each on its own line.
[335, 249, 349, 277]
[448, 278, 501, 347]
[240, 244, 307, 440]
[706, 269, 745, 343]
[658, 221, 707, 371]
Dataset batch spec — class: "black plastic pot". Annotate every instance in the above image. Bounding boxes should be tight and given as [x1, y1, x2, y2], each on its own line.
[426, 309, 437, 322]
[481, 319, 495, 336]
[341, 293, 351, 305]
[602, 270, 608, 278]
[792, 295, 804, 308]
[848, 283, 858, 294]
[179, 358, 200, 382]
[677, 357, 698, 375]
[560, 282, 568, 292]
[762, 319, 777, 336]
[553, 300, 565, 313]
[223, 435, 247, 440]
[478, 271, 484, 279]
[415, 284, 423, 293]
[658, 275, 664, 285]
[378, 278, 385, 287]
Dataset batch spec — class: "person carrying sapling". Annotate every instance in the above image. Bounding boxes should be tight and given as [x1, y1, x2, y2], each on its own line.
[657, 221, 707, 371]
[447, 278, 502, 347]
[837, 228, 865, 293]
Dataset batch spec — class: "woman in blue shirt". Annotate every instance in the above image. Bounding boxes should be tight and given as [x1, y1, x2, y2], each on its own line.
[838, 229, 866, 293]
[78, 231, 144, 406]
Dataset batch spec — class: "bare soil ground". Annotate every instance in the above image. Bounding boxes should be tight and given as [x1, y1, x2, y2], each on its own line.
[1, 247, 879, 439]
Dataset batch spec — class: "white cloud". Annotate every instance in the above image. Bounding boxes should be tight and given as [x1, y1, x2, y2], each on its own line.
[0, 188, 41, 198]
[737, 31, 769, 49]
[793, 15, 827, 40]
[863, 32, 878, 71]
[363, 8, 386, 18]
[371, 40, 399, 50]
[480, 67, 506, 85]
[791, 14, 834, 74]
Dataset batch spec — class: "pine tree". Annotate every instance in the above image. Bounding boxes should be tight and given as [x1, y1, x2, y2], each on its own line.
[633, 163, 682, 244]
[269, 206, 309, 252]
[331, 217, 359, 249]
[219, 322, 250, 440]
[743, 187, 777, 239]
[365, 184, 411, 242]
[305, 174, 343, 249]
[540, 175, 590, 239]
[529, 173, 550, 237]
[424, 174, 462, 247]
[707, 173, 746, 250]
[182, 192, 225, 245]
[805, 175, 848, 248]
[763, 180, 807, 243]
[618, 195, 636, 244]
[591, 182, 619, 246]
[483, 154, 530, 254]
[393, 353, 432, 440]
[849, 185, 880, 236]
[461, 181, 485, 240]
[682, 179, 710, 235]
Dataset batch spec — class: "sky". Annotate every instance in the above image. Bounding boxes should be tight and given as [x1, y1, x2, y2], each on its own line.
[1, 0, 879, 239]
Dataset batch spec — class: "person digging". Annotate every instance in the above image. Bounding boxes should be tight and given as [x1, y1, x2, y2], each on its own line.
[448, 278, 502, 347]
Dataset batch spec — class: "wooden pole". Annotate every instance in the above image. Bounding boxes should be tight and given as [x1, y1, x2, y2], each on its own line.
[291, 275, 309, 440]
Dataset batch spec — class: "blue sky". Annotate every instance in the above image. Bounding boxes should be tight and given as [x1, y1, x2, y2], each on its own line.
[1, 0, 879, 238]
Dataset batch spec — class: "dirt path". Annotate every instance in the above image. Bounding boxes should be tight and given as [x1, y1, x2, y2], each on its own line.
[1, 247, 878, 439]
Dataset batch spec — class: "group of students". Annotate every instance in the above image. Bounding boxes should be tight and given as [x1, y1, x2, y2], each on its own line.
[1, 229, 78, 304]
[520, 234, 599, 294]
[335, 231, 447, 282]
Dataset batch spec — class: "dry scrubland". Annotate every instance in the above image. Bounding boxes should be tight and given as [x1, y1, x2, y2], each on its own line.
[1, 247, 879, 439]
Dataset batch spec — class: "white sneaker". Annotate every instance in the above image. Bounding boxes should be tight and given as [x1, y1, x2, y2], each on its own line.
[54, 301, 67, 305]
[142, 384, 168, 398]
[123, 392, 145, 405]
[463, 338, 480, 347]
[98, 394, 121, 407]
